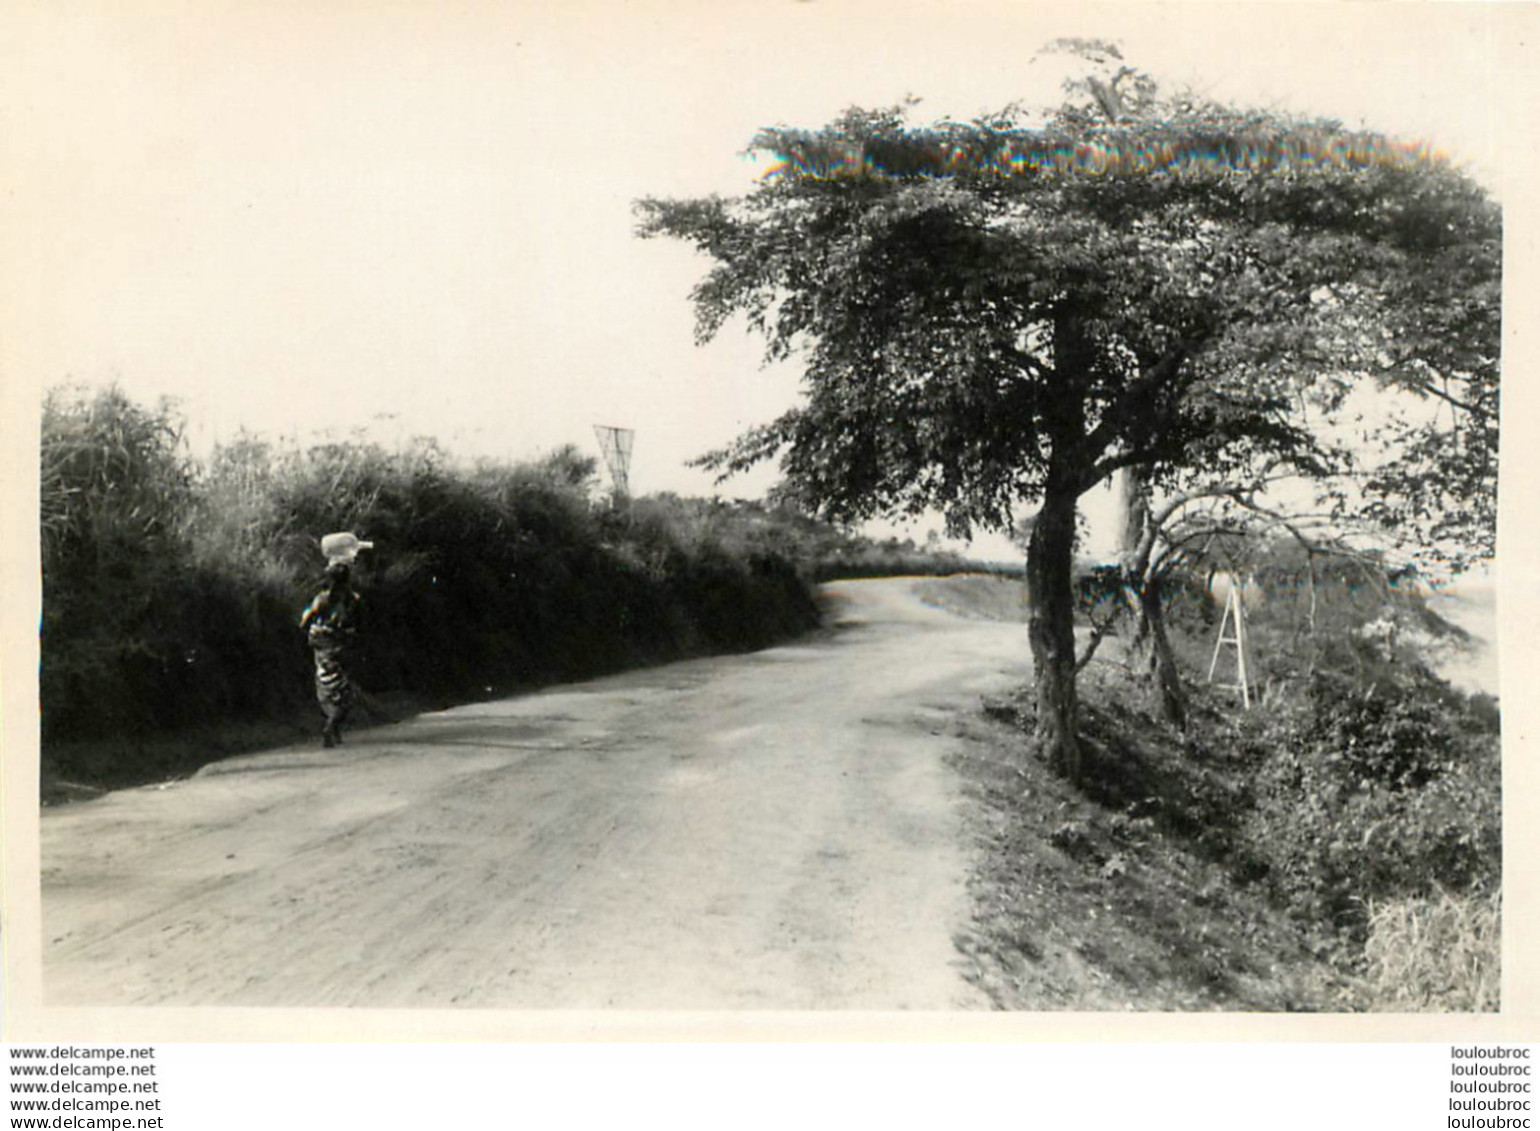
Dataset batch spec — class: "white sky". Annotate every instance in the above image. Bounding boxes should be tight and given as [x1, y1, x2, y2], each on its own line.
[0, 1, 1524, 560]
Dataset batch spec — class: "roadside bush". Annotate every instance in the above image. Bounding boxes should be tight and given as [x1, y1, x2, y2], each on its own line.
[41, 386, 210, 740]
[1234, 667, 1499, 937]
[41, 385, 195, 570]
[1300, 671, 1464, 791]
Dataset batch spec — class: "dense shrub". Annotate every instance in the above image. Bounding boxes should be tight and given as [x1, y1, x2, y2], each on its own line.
[1218, 655, 1500, 943]
[41, 386, 210, 740]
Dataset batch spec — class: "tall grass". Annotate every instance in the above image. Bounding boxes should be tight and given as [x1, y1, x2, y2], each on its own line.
[1360, 888, 1500, 1012]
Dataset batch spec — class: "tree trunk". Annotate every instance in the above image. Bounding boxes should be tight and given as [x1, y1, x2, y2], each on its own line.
[1138, 571, 1188, 728]
[1114, 466, 1188, 728]
[1115, 467, 1150, 554]
[1027, 484, 1082, 781]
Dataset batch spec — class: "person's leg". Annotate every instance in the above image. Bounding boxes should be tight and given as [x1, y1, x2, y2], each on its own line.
[332, 658, 356, 742]
[333, 689, 352, 743]
[314, 643, 347, 746]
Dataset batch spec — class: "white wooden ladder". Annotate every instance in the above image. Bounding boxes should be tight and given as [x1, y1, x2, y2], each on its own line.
[1207, 578, 1253, 709]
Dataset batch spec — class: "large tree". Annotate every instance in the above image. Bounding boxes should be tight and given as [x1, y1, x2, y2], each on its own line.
[636, 57, 1500, 781]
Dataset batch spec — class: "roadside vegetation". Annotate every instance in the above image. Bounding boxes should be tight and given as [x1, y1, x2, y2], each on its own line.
[940, 566, 1499, 1012]
[38, 384, 965, 797]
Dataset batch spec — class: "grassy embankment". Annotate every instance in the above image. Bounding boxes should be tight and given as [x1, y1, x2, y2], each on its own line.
[927, 570, 1500, 1013]
[39, 384, 971, 800]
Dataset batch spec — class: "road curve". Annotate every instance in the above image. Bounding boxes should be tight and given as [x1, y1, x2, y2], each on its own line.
[42, 577, 1031, 1010]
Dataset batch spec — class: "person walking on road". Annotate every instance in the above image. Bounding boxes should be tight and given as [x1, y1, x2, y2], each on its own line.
[301, 534, 372, 747]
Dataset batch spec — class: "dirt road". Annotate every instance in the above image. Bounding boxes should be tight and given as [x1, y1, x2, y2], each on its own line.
[42, 578, 1032, 1009]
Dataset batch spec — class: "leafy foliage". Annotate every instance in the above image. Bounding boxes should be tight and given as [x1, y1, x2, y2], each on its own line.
[640, 100, 1495, 534]
[1237, 668, 1499, 936]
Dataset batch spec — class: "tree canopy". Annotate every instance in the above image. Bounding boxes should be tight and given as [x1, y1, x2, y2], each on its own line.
[636, 60, 1500, 779]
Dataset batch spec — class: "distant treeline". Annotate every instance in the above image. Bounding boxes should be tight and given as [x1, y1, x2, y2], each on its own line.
[40, 385, 973, 779]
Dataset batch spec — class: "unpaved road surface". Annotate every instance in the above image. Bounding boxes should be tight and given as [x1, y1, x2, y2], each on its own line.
[42, 578, 1031, 1009]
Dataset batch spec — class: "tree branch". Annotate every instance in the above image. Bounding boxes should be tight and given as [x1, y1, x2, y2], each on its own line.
[1397, 372, 1494, 418]
[1077, 342, 1193, 477]
[1076, 621, 1117, 671]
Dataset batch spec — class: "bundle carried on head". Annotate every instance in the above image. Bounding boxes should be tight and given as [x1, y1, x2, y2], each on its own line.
[320, 531, 375, 567]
